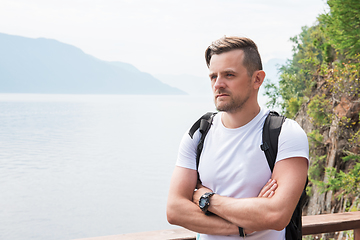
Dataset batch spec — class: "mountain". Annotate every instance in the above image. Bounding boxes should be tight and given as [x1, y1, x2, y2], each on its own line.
[154, 74, 212, 96]
[0, 33, 186, 95]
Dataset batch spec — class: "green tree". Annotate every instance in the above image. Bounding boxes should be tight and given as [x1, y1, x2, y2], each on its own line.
[265, 25, 327, 117]
[263, 0, 360, 216]
[319, 0, 360, 58]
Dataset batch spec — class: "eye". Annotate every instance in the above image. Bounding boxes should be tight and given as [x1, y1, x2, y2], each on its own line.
[210, 75, 217, 80]
[226, 73, 235, 77]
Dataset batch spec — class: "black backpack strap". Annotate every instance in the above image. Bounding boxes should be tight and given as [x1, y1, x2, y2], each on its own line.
[285, 178, 308, 240]
[188, 112, 217, 172]
[261, 111, 308, 240]
[260, 111, 286, 171]
[188, 112, 215, 138]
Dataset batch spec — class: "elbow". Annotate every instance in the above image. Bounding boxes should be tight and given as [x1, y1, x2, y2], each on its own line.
[166, 204, 179, 225]
[166, 211, 176, 225]
[266, 211, 292, 231]
[272, 219, 290, 231]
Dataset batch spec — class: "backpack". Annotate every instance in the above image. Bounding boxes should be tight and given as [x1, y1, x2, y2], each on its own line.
[188, 111, 307, 240]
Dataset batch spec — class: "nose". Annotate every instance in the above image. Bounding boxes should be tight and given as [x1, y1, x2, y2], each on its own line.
[213, 76, 226, 91]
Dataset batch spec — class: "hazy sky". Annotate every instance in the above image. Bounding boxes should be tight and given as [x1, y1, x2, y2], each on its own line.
[0, 0, 328, 77]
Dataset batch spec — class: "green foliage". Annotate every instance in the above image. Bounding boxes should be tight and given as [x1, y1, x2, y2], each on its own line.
[263, 2, 360, 212]
[350, 198, 360, 212]
[343, 231, 354, 240]
[323, 161, 360, 200]
[264, 79, 280, 109]
[311, 152, 360, 202]
[308, 154, 327, 181]
[264, 25, 328, 117]
[339, 116, 352, 128]
[319, 0, 360, 58]
[307, 130, 324, 147]
[287, 98, 302, 117]
[265, 0, 360, 116]
[307, 94, 332, 126]
[342, 151, 360, 162]
[327, 61, 360, 96]
[305, 184, 313, 197]
[349, 128, 360, 146]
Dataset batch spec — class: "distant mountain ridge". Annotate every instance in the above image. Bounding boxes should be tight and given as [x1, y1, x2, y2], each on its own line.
[154, 74, 212, 96]
[0, 33, 186, 95]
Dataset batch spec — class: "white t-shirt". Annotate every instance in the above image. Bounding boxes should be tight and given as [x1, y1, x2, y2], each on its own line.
[176, 109, 309, 240]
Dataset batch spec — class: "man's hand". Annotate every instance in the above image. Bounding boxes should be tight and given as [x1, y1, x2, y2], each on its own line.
[258, 179, 277, 198]
[206, 157, 308, 232]
[193, 179, 278, 208]
[167, 166, 239, 235]
[193, 179, 278, 205]
[192, 179, 278, 235]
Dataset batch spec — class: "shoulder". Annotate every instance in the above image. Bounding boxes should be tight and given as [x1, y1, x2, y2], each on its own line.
[176, 112, 216, 170]
[176, 131, 199, 170]
[277, 118, 309, 163]
[282, 118, 307, 137]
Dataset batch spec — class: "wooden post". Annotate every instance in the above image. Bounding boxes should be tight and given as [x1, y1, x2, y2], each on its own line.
[355, 228, 360, 240]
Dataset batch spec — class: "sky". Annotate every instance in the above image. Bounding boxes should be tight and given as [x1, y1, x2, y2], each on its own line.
[0, 0, 329, 77]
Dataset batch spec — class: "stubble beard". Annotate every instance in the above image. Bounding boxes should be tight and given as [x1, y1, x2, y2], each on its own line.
[214, 91, 251, 113]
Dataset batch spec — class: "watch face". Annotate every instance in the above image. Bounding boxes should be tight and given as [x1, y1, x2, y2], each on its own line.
[199, 197, 208, 208]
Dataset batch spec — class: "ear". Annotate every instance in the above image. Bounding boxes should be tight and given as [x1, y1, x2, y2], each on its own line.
[252, 70, 265, 90]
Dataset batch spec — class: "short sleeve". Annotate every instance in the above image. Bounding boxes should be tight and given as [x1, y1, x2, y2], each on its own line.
[276, 119, 309, 165]
[175, 129, 200, 170]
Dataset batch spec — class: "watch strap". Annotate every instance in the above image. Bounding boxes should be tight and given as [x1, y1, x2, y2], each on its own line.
[238, 226, 246, 237]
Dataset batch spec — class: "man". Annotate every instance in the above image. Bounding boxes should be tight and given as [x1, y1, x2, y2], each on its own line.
[166, 36, 309, 240]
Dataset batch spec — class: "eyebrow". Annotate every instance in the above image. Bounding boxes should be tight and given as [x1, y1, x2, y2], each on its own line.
[209, 69, 237, 78]
[209, 73, 216, 77]
[223, 70, 236, 74]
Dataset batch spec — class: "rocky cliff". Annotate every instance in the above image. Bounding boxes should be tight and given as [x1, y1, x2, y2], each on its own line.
[293, 63, 360, 239]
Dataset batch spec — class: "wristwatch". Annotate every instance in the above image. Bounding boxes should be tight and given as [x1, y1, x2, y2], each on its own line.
[199, 192, 215, 214]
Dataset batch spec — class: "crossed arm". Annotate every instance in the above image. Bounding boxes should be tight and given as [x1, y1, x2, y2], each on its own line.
[166, 157, 308, 235]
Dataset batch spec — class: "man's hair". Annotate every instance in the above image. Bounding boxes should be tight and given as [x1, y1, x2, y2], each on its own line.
[205, 36, 263, 76]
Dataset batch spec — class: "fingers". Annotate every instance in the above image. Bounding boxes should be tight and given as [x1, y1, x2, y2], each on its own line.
[267, 190, 275, 198]
[258, 179, 277, 198]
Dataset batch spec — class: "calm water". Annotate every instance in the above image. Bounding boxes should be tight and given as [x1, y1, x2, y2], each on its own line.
[0, 94, 215, 240]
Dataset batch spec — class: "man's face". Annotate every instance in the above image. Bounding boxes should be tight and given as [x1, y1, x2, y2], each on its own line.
[208, 49, 254, 113]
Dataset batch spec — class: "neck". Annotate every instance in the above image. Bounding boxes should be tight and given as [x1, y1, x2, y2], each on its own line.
[221, 102, 261, 129]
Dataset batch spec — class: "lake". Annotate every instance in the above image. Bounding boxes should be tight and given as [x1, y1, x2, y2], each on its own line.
[0, 94, 216, 240]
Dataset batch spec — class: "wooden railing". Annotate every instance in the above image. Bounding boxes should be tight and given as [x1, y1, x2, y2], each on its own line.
[302, 211, 360, 238]
[75, 211, 360, 240]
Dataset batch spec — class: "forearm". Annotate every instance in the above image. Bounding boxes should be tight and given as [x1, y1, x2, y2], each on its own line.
[191, 179, 279, 233]
[167, 166, 239, 235]
[209, 195, 288, 231]
[167, 197, 238, 235]
[207, 158, 308, 231]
